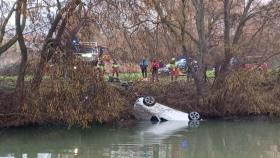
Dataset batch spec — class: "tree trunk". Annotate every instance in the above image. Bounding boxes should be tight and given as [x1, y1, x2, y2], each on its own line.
[221, 0, 231, 74]
[15, 0, 27, 98]
[31, 14, 63, 89]
[191, 0, 207, 105]
[181, 0, 187, 57]
[213, 0, 231, 88]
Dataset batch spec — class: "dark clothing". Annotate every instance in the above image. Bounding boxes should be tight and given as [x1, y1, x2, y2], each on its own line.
[159, 61, 164, 68]
[151, 69, 159, 82]
[141, 67, 147, 78]
[192, 62, 198, 72]
[139, 59, 148, 78]
[152, 68, 158, 74]
[203, 66, 208, 83]
[186, 63, 193, 81]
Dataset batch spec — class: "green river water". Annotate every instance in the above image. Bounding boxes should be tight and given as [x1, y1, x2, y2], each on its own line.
[0, 120, 279, 158]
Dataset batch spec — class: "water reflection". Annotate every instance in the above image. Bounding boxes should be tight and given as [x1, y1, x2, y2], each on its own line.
[137, 121, 190, 144]
[0, 121, 280, 158]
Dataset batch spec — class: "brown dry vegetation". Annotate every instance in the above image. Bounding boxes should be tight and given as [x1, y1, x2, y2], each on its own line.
[0, 90, 30, 128]
[0, 59, 128, 128]
[22, 60, 126, 128]
[0, 69, 280, 128]
[206, 71, 280, 117]
[1, 0, 280, 129]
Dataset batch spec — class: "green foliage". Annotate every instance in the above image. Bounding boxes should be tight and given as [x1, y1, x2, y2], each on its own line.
[118, 73, 142, 81]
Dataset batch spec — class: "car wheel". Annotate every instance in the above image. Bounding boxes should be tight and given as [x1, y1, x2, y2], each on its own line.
[189, 112, 200, 120]
[143, 96, 156, 106]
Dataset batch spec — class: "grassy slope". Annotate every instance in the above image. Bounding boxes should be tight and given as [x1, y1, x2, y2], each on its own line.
[0, 70, 215, 85]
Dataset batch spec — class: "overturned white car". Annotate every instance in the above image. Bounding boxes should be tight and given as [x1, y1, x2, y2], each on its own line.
[134, 96, 201, 122]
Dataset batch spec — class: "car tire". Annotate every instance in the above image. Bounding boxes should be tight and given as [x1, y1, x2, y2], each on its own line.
[143, 96, 156, 106]
[188, 111, 200, 120]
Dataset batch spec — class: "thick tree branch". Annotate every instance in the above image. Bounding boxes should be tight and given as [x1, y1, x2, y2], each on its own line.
[0, 2, 16, 43]
[233, 0, 255, 44]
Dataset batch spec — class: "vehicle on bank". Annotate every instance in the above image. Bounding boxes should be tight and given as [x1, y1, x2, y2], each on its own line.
[230, 56, 268, 71]
[176, 58, 187, 72]
[158, 57, 195, 76]
[158, 59, 187, 76]
[134, 96, 201, 122]
[242, 56, 268, 71]
[158, 66, 170, 76]
[73, 41, 109, 66]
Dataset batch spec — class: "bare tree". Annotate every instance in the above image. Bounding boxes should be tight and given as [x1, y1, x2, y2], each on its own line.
[31, 0, 82, 89]
[15, 0, 27, 95]
[214, 0, 274, 86]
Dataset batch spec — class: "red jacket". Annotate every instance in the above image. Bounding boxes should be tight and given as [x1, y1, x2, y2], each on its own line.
[151, 61, 159, 69]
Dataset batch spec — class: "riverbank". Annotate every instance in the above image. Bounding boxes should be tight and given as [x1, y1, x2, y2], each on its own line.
[0, 70, 279, 128]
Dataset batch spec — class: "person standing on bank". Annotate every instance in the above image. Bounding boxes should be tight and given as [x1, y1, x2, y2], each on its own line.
[97, 59, 105, 81]
[150, 58, 160, 82]
[170, 58, 178, 81]
[112, 59, 120, 78]
[139, 57, 148, 78]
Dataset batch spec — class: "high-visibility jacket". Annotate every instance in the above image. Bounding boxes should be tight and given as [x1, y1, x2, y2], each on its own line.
[170, 63, 176, 69]
[112, 63, 120, 68]
[98, 64, 105, 71]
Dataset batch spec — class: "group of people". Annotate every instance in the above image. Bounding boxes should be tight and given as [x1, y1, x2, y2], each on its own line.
[139, 58, 162, 82]
[97, 58, 120, 80]
[139, 57, 162, 82]
[89, 55, 269, 83]
[139, 57, 198, 82]
[96, 56, 199, 82]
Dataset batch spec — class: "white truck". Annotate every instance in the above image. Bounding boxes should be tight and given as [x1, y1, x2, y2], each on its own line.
[73, 41, 108, 66]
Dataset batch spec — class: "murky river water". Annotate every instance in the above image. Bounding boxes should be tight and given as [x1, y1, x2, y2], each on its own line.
[0, 120, 280, 158]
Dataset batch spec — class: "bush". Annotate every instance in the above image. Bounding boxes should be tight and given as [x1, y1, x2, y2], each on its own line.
[207, 70, 280, 117]
[23, 60, 125, 128]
